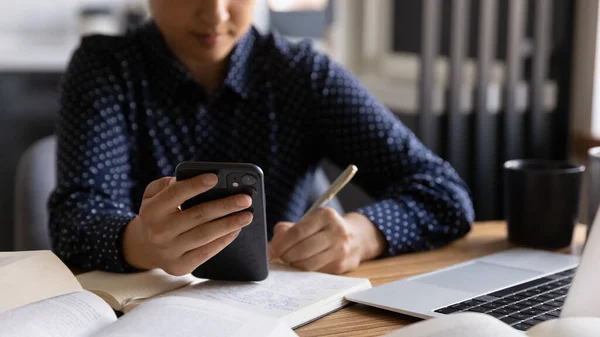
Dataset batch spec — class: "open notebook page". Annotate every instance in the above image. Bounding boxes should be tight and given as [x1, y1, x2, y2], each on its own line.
[0, 251, 83, 314]
[93, 296, 298, 337]
[382, 313, 522, 337]
[77, 269, 196, 310]
[527, 317, 600, 337]
[384, 312, 600, 337]
[161, 263, 371, 327]
[0, 291, 117, 337]
[0, 251, 37, 267]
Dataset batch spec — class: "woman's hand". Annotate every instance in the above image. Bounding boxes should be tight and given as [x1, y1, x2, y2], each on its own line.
[123, 174, 253, 276]
[268, 208, 387, 275]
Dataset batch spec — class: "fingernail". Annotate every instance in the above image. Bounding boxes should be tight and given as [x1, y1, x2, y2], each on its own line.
[168, 177, 177, 186]
[236, 195, 252, 207]
[239, 212, 253, 224]
[202, 174, 218, 186]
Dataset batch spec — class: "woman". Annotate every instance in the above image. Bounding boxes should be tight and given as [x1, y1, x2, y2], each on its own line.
[48, 0, 474, 276]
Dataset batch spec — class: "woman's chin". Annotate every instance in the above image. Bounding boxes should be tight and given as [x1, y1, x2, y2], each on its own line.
[188, 46, 234, 64]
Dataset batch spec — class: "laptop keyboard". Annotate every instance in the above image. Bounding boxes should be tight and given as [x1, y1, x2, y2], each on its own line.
[434, 268, 576, 331]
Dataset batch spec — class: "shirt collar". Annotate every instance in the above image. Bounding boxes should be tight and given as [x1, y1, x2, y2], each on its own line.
[223, 29, 256, 99]
[141, 21, 256, 100]
[141, 21, 194, 96]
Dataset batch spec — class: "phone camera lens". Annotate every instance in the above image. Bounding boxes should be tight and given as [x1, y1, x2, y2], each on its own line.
[241, 175, 257, 186]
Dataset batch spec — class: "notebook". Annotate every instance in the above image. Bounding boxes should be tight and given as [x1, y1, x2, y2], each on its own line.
[0, 250, 371, 335]
[77, 263, 372, 329]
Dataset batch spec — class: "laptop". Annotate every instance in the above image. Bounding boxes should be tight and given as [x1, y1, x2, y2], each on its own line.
[346, 211, 600, 331]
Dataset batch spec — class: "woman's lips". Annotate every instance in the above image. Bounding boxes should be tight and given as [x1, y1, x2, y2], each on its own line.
[191, 32, 224, 47]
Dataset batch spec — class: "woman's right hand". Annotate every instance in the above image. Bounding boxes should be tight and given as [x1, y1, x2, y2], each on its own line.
[123, 174, 253, 276]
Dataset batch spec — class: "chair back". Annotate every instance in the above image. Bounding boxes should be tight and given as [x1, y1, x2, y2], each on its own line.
[14, 135, 56, 250]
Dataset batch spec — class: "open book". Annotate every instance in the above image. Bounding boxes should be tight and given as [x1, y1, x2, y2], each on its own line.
[0, 250, 82, 313]
[0, 250, 371, 336]
[76, 261, 372, 328]
[383, 312, 600, 337]
[0, 290, 296, 337]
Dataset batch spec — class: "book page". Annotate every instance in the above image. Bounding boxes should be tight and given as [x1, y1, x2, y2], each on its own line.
[77, 269, 196, 310]
[92, 296, 298, 337]
[0, 250, 82, 314]
[383, 313, 523, 337]
[0, 251, 37, 267]
[0, 290, 117, 337]
[527, 317, 600, 337]
[162, 264, 369, 318]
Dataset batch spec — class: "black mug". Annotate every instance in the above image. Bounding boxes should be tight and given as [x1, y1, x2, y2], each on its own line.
[504, 160, 585, 249]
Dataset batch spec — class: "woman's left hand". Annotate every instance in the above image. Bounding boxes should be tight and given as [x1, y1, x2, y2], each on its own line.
[268, 208, 387, 275]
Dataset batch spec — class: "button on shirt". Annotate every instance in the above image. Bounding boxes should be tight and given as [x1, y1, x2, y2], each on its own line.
[48, 22, 474, 272]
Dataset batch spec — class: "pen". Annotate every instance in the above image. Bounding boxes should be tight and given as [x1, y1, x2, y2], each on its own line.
[303, 164, 358, 217]
[268, 164, 358, 262]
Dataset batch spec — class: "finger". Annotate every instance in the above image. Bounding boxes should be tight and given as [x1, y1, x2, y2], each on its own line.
[271, 207, 339, 259]
[175, 229, 242, 276]
[169, 194, 252, 235]
[319, 259, 352, 275]
[151, 173, 219, 213]
[291, 246, 339, 272]
[267, 243, 275, 261]
[272, 222, 294, 240]
[143, 177, 175, 200]
[269, 222, 293, 258]
[280, 229, 332, 263]
[174, 211, 253, 254]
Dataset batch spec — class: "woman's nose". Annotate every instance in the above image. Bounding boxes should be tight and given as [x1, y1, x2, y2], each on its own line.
[198, 0, 230, 27]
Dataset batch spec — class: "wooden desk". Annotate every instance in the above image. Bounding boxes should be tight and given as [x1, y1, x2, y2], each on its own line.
[296, 221, 588, 337]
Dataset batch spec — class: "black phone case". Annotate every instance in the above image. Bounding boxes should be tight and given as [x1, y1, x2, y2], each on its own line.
[175, 161, 269, 281]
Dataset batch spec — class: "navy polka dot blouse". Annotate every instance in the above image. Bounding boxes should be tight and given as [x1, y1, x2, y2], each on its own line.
[48, 21, 474, 272]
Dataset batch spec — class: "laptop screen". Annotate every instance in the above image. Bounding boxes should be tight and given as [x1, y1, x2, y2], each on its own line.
[561, 206, 600, 317]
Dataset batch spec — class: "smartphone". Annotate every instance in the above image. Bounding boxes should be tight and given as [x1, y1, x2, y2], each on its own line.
[175, 161, 269, 282]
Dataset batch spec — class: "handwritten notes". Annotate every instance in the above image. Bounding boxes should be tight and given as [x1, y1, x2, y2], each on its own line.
[163, 265, 365, 317]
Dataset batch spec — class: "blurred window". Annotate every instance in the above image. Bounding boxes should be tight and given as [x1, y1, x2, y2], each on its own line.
[268, 0, 328, 12]
[267, 0, 332, 44]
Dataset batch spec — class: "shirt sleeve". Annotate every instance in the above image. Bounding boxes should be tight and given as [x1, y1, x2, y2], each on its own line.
[309, 52, 475, 256]
[48, 40, 139, 272]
